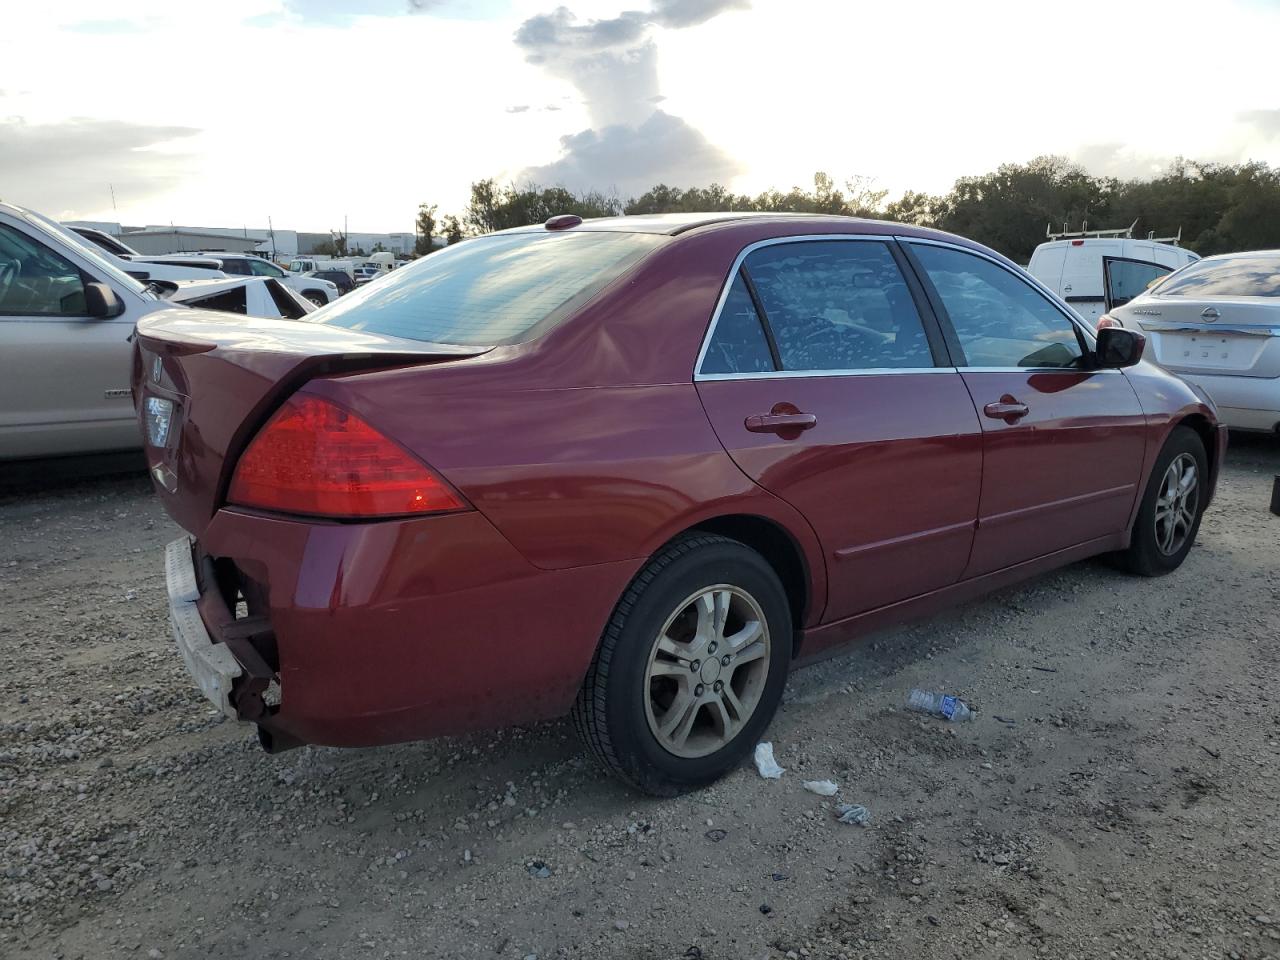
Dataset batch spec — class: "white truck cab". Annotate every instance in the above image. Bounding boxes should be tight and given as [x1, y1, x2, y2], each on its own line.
[1026, 224, 1199, 325]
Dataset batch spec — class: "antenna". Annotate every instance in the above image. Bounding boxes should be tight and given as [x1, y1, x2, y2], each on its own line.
[109, 183, 117, 213]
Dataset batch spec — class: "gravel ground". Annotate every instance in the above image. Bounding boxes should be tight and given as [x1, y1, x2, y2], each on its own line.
[2, 437, 1278, 960]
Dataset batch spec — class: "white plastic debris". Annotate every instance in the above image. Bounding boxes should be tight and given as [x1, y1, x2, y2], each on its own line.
[802, 779, 839, 796]
[834, 803, 871, 826]
[753, 742, 784, 779]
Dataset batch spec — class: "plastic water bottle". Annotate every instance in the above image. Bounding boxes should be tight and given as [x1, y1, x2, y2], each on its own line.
[906, 689, 973, 721]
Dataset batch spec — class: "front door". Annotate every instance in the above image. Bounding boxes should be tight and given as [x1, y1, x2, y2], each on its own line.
[0, 220, 137, 459]
[904, 241, 1147, 577]
[694, 238, 983, 625]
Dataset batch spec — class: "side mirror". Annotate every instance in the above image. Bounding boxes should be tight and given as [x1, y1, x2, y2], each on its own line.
[85, 282, 126, 319]
[1095, 327, 1146, 368]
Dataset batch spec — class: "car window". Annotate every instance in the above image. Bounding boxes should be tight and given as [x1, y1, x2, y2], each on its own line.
[742, 240, 934, 371]
[249, 259, 285, 278]
[215, 258, 250, 276]
[316, 231, 666, 345]
[911, 244, 1083, 369]
[186, 286, 248, 314]
[0, 222, 89, 316]
[700, 272, 775, 374]
[1105, 257, 1171, 307]
[1152, 253, 1280, 298]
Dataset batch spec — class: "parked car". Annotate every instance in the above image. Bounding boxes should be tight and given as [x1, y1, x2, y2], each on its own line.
[288, 257, 357, 284]
[311, 268, 355, 295]
[1027, 228, 1199, 325]
[1102, 249, 1280, 433]
[66, 225, 228, 282]
[0, 201, 315, 461]
[134, 213, 1224, 795]
[352, 252, 398, 286]
[151, 253, 339, 306]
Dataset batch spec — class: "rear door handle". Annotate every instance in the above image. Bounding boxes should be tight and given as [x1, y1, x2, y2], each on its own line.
[983, 396, 1029, 423]
[744, 412, 818, 434]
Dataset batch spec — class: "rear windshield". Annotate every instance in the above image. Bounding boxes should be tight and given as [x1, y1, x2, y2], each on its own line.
[1155, 254, 1280, 298]
[312, 231, 665, 345]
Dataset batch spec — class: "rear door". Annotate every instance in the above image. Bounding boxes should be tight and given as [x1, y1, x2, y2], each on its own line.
[0, 219, 139, 458]
[694, 237, 983, 624]
[903, 240, 1147, 577]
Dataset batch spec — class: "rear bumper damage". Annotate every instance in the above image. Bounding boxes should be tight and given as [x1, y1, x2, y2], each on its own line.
[164, 537, 302, 751]
[162, 509, 640, 752]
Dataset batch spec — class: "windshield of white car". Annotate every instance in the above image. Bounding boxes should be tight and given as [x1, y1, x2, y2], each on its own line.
[313, 231, 666, 345]
[1154, 254, 1280, 298]
[20, 211, 152, 298]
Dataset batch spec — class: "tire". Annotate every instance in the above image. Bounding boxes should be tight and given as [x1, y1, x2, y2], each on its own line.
[303, 290, 327, 307]
[571, 534, 792, 796]
[1117, 426, 1208, 576]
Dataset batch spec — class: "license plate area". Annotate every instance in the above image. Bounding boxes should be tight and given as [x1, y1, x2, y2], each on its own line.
[1160, 332, 1266, 373]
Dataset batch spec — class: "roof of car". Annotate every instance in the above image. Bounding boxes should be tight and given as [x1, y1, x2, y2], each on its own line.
[497, 211, 907, 237]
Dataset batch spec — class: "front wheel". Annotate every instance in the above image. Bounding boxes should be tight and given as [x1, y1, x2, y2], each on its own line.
[303, 291, 328, 307]
[571, 534, 792, 795]
[1118, 426, 1208, 576]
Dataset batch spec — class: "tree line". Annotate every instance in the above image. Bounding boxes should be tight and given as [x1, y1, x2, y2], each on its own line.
[413, 156, 1280, 264]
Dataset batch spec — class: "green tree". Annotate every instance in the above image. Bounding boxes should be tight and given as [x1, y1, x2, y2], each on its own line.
[442, 214, 464, 245]
[415, 203, 438, 256]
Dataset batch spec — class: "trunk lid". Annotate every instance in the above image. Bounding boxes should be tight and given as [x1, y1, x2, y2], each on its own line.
[132, 309, 488, 536]
[1115, 296, 1280, 377]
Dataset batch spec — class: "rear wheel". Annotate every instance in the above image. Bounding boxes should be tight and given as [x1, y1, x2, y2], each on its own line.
[571, 534, 792, 795]
[1118, 426, 1208, 576]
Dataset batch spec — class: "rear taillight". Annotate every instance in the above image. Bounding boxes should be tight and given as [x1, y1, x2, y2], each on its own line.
[228, 395, 466, 518]
[1097, 314, 1123, 329]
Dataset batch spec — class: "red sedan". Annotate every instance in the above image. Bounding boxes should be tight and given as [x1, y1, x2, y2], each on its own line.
[135, 213, 1225, 795]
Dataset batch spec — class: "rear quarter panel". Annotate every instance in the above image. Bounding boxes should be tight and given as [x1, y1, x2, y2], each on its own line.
[302, 375, 830, 625]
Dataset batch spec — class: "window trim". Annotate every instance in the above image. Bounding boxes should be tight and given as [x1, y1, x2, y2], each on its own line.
[898, 237, 1100, 373]
[693, 234, 953, 381]
[1102, 255, 1171, 312]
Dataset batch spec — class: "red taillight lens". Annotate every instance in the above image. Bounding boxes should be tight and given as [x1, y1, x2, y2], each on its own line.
[228, 395, 465, 518]
[1096, 314, 1123, 329]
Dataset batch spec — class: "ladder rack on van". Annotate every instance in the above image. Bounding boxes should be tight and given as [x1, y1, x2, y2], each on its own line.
[1045, 220, 1182, 246]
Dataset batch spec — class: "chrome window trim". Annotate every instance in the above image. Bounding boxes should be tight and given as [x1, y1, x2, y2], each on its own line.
[961, 366, 1122, 375]
[898, 235, 1102, 361]
[692, 233, 934, 381]
[698, 366, 957, 382]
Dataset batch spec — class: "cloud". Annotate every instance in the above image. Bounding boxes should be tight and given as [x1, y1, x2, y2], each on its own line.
[1237, 108, 1280, 139]
[1072, 142, 1173, 181]
[514, 1, 746, 191]
[0, 118, 199, 217]
[506, 104, 530, 113]
[524, 110, 742, 195]
[277, 0, 443, 21]
[515, 7, 649, 61]
[649, 0, 749, 28]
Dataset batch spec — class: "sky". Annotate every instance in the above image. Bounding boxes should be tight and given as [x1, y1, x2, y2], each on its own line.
[2, 0, 1279, 234]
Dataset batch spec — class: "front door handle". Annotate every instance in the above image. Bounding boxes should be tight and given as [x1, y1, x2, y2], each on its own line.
[744, 412, 818, 434]
[983, 395, 1029, 424]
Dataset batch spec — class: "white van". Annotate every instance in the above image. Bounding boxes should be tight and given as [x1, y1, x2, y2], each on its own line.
[1027, 227, 1199, 325]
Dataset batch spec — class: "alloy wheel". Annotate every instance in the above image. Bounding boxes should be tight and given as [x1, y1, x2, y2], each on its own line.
[643, 585, 771, 759]
[1154, 452, 1199, 556]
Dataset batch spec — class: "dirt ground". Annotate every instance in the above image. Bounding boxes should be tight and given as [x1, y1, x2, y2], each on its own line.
[2, 438, 1278, 960]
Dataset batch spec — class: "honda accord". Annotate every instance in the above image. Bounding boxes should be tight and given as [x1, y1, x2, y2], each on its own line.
[134, 213, 1225, 794]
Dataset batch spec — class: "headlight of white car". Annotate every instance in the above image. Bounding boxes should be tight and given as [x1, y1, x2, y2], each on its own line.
[145, 396, 174, 447]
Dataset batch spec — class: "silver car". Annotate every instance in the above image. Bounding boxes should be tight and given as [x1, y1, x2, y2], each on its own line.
[1106, 250, 1280, 433]
[0, 202, 314, 461]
